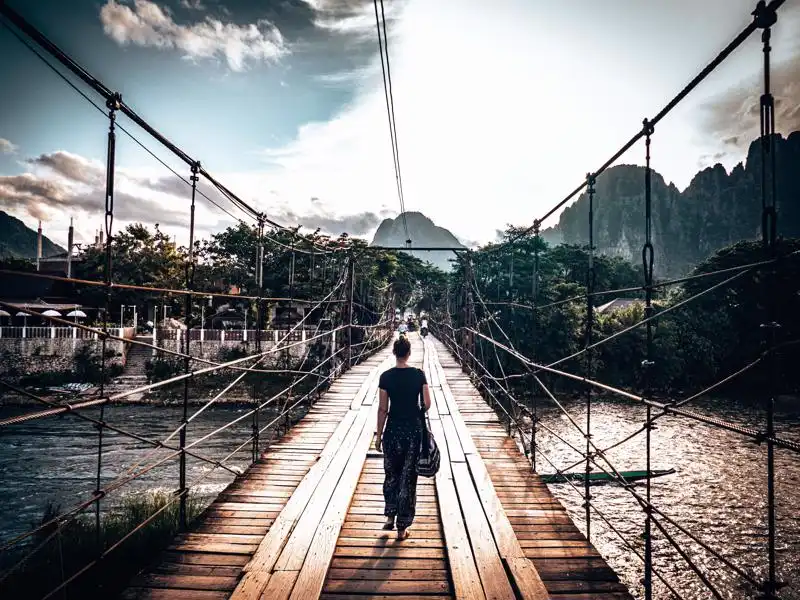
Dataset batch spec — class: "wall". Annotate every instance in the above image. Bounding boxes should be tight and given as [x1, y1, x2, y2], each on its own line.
[0, 338, 126, 376]
[0, 328, 343, 375]
[150, 339, 320, 368]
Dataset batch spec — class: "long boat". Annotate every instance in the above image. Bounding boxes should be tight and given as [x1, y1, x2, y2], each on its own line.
[541, 468, 676, 484]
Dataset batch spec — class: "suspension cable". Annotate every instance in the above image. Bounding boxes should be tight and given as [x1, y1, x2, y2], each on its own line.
[372, 0, 410, 246]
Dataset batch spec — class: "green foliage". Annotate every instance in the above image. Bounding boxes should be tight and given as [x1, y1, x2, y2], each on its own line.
[425, 226, 800, 398]
[75, 223, 185, 311]
[145, 357, 183, 383]
[0, 492, 204, 600]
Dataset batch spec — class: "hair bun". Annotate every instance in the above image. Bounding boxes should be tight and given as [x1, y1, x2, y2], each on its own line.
[392, 336, 411, 358]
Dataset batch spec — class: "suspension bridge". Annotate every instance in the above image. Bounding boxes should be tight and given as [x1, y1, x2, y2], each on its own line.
[0, 0, 798, 599]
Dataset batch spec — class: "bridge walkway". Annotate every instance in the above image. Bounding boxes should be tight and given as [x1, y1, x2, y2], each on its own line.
[430, 338, 633, 599]
[122, 335, 630, 600]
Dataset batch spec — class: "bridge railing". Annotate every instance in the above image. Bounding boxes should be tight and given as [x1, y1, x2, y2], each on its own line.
[153, 328, 317, 343]
[0, 2, 409, 597]
[429, 1, 797, 598]
[0, 326, 133, 340]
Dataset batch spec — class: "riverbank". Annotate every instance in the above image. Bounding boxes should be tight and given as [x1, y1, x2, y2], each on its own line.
[0, 388, 280, 406]
[0, 491, 205, 600]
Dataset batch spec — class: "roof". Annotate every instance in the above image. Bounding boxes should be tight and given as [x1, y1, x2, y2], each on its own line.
[595, 298, 642, 314]
[1, 301, 85, 311]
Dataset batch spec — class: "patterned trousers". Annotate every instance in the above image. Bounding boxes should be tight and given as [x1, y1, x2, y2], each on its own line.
[382, 423, 421, 530]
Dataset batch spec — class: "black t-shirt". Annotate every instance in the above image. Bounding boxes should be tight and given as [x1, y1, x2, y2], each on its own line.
[379, 366, 427, 427]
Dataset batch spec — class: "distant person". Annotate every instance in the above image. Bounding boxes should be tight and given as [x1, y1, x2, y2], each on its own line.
[420, 318, 428, 337]
[375, 336, 432, 540]
[398, 320, 408, 336]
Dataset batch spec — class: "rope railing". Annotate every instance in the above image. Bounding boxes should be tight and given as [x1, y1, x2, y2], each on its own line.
[431, 323, 771, 598]
[0, 269, 350, 303]
[438, 3, 794, 597]
[0, 301, 392, 596]
[488, 0, 786, 251]
[429, 329, 726, 598]
[477, 252, 787, 312]
[0, 5, 420, 600]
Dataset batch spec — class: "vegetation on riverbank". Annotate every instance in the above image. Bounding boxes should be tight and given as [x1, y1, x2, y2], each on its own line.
[0, 491, 204, 600]
[430, 234, 800, 400]
[1, 345, 124, 390]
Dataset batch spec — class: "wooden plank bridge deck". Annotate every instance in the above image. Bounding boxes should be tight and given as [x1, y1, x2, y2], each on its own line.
[122, 335, 631, 600]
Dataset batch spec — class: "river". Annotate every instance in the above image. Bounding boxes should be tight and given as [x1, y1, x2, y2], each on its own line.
[0, 398, 798, 599]
[530, 395, 800, 600]
[0, 403, 285, 549]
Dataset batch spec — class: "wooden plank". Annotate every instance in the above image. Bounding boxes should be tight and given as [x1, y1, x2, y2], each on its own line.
[330, 557, 447, 570]
[257, 569, 298, 600]
[121, 589, 229, 600]
[430, 336, 633, 599]
[322, 579, 451, 594]
[287, 403, 379, 599]
[422, 342, 441, 420]
[272, 404, 375, 571]
[326, 568, 449, 580]
[130, 573, 238, 591]
[441, 414, 466, 462]
[426, 337, 549, 600]
[450, 461, 516, 599]
[229, 355, 389, 600]
[431, 386, 449, 416]
[429, 418, 486, 600]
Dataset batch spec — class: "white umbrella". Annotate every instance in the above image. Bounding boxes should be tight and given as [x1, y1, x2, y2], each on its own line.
[42, 309, 61, 317]
[67, 310, 87, 318]
[0, 309, 9, 317]
[15, 311, 29, 328]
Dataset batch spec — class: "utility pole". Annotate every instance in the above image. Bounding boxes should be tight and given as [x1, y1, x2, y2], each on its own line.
[346, 255, 355, 369]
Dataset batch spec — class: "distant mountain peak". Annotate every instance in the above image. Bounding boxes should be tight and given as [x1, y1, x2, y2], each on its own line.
[0, 211, 65, 261]
[543, 131, 800, 277]
[370, 212, 465, 271]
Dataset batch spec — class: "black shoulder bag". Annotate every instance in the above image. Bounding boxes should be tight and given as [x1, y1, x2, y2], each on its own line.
[415, 375, 440, 478]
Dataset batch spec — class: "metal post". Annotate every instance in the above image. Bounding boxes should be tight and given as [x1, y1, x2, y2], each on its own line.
[253, 217, 265, 463]
[179, 161, 199, 531]
[531, 221, 540, 473]
[96, 92, 120, 551]
[346, 256, 355, 368]
[642, 120, 655, 600]
[754, 3, 779, 596]
[285, 241, 296, 372]
[584, 173, 596, 543]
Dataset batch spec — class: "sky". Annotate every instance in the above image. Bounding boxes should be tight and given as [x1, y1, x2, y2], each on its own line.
[0, 0, 799, 251]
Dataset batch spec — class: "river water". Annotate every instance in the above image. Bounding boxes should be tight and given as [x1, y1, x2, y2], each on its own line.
[0, 403, 281, 549]
[0, 398, 798, 599]
[530, 395, 800, 600]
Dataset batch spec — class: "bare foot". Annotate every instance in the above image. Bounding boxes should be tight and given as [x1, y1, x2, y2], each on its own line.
[396, 528, 410, 541]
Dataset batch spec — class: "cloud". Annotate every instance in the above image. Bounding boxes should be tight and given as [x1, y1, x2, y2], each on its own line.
[697, 53, 800, 155]
[301, 0, 400, 38]
[99, 0, 287, 71]
[26, 151, 104, 186]
[0, 174, 71, 221]
[312, 65, 373, 87]
[180, 0, 205, 10]
[0, 138, 17, 154]
[0, 171, 188, 227]
[271, 207, 383, 236]
[0, 146, 244, 248]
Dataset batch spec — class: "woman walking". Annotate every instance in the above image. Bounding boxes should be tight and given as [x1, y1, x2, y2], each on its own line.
[375, 336, 432, 540]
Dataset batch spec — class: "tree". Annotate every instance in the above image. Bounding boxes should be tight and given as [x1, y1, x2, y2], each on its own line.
[74, 223, 185, 319]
